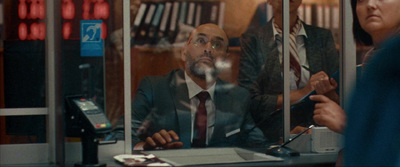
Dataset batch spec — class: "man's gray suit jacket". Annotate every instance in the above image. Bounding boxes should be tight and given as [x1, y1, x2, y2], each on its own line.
[132, 69, 266, 148]
[239, 20, 339, 142]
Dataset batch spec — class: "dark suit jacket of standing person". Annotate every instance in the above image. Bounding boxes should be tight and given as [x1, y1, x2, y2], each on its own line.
[131, 69, 267, 148]
[238, 20, 339, 142]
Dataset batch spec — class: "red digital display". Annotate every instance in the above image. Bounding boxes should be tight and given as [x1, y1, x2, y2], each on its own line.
[63, 22, 72, 40]
[18, 23, 28, 40]
[63, 0, 110, 40]
[62, 0, 75, 20]
[18, 0, 45, 40]
[18, 0, 28, 19]
[17, 0, 110, 40]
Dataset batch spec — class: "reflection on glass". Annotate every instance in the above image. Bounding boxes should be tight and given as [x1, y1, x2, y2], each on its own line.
[131, 23, 266, 150]
[59, 0, 125, 143]
[127, 0, 347, 154]
[129, 0, 276, 150]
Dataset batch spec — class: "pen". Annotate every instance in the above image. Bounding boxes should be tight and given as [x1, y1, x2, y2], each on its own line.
[302, 65, 310, 72]
[281, 125, 314, 147]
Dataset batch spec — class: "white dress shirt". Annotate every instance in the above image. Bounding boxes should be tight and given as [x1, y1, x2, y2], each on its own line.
[272, 20, 310, 91]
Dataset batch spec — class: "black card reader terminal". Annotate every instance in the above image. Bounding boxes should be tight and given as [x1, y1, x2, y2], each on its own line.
[65, 95, 114, 167]
[71, 97, 111, 133]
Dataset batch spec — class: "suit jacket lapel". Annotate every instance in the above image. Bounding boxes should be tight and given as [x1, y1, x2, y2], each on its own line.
[262, 20, 283, 90]
[169, 70, 192, 148]
[210, 80, 232, 142]
[262, 21, 280, 67]
[303, 23, 322, 74]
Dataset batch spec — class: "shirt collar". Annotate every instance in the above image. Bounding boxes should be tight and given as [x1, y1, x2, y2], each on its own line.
[184, 72, 215, 100]
[272, 18, 308, 41]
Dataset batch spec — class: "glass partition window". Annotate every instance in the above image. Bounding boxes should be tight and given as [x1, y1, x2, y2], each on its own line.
[128, 0, 343, 151]
[61, 0, 125, 140]
[0, 0, 359, 164]
[236, 0, 341, 147]
[129, 0, 269, 149]
[287, 0, 341, 141]
[0, 0, 47, 144]
[0, 0, 124, 144]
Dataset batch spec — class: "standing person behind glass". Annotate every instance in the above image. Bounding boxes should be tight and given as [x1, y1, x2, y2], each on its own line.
[311, 0, 400, 134]
[239, 0, 338, 142]
[131, 23, 266, 150]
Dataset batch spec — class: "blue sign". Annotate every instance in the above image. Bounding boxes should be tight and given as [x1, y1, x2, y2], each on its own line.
[80, 20, 103, 57]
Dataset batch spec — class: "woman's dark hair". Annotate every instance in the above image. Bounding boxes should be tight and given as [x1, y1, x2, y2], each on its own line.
[351, 0, 373, 46]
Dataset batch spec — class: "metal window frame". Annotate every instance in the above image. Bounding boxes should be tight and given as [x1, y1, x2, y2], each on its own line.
[339, 0, 357, 108]
[0, 0, 63, 165]
[282, 0, 291, 142]
[0, 0, 356, 165]
[123, 0, 133, 154]
[281, 0, 356, 142]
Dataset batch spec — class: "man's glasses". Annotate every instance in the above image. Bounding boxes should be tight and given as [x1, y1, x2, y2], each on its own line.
[190, 36, 226, 51]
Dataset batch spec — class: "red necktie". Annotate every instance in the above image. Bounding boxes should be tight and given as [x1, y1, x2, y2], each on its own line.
[192, 91, 209, 147]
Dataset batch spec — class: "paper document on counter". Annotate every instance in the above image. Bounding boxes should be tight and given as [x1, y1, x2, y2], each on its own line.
[142, 147, 283, 166]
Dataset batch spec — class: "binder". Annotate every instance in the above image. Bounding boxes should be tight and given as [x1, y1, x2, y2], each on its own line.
[194, 3, 202, 27]
[168, 2, 180, 43]
[218, 1, 226, 28]
[148, 3, 165, 45]
[200, 2, 211, 24]
[304, 4, 312, 25]
[131, 3, 147, 45]
[200, 1, 219, 25]
[316, 4, 323, 27]
[324, 4, 331, 29]
[158, 2, 172, 40]
[136, 3, 157, 45]
[178, 1, 188, 24]
[186, 2, 196, 26]
[332, 4, 339, 29]
[210, 3, 218, 24]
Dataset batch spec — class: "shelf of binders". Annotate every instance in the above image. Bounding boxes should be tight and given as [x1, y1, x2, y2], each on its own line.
[295, 0, 340, 48]
[131, 0, 226, 48]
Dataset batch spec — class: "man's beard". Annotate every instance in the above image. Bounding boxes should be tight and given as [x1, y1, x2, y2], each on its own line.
[186, 54, 219, 81]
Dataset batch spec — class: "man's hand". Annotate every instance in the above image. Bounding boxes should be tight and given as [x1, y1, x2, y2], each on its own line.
[302, 71, 330, 93]
[310, 95, 346, 134]
[135, 129, 184, 150]
[277, 71, 331, 109]
[315, 78, 337, 95]
[314, 78, 339, 104]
